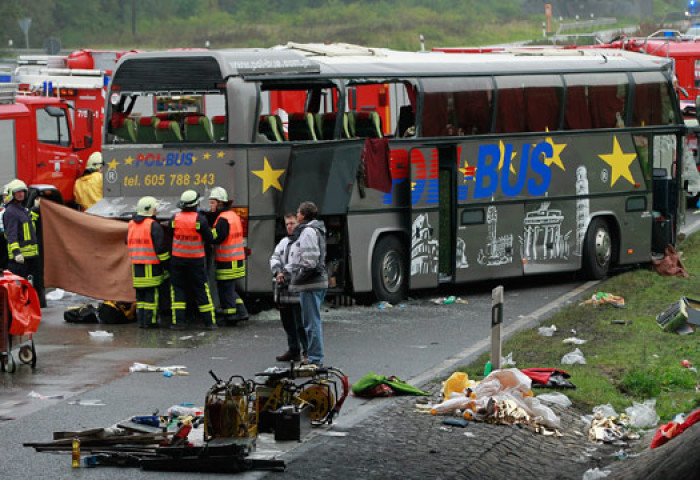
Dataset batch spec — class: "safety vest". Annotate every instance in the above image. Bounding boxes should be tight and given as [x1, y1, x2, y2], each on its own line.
[213, 210, 245, 263]
[127, 218, 158, 264]
[172, 211, 205, 258]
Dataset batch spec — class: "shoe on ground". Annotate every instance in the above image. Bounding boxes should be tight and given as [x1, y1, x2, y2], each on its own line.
[204, 323, 218, 330]
[299, 358, 322, 368]
[170, 323, 185, 330]
[143, 323, 159, 329]
[276, 350, 301, 362]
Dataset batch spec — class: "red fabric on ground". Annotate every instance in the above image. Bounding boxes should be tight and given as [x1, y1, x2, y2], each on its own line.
[650, 408, 700, 448]
[520, 368, 570, 385]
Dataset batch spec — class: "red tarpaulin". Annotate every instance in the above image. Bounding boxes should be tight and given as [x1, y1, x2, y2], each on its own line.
[41, 200, 136, 302]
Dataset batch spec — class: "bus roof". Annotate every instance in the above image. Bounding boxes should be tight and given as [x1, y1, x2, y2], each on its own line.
[110, 43, 672, 92]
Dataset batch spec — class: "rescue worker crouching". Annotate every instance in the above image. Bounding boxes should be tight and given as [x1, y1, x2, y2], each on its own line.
[127, 196, 170, 328]
[74, 151, 104, 210]
[209, 187, 248, 326]
[3, 179, 40, 282]
[170, 190, 216, 330]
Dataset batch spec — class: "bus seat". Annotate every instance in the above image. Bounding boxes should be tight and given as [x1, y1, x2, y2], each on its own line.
[155, 120, 183, 142]
[184, 115, 214, 142]
[136, 117, 159, 143]
[314, 113, 324, 140]
[353, 111, 383, 138]
[212, 115, 226, 141]
[322, 112, 351, 139]
[111, 116, 137, 143]
[287, 112, 318, 141]
[397, 105, 415, 137]
[273, 115, 287, 140]
[258, 115, 285, 142]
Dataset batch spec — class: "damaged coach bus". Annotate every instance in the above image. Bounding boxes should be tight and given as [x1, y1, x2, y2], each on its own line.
[93, 43, 684, 303]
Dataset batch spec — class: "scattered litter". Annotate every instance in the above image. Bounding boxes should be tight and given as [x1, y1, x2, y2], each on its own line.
[211, 357, 228, 360]
[593, 404, 618, 418]
[562, 337, 587, 345]
[583, 292, 625, 308]
[27, 391, 64, 400]
[397, 304, 407, 308]
[88, 330, 114, 338]
[463, 432, 475, 437]
[538, 324, 557, 336]
[197, 332, 207, 337]
[167, 405, 203, 417]
[321, 431, 348, 437]
[377, 301, 393, 309]
[650, 408, 700, 448]
[129, 363, 188, 375]
[501, 352, 516, 366]
[582, 467, 611, 479]
[67, 399, 106, 406]
[682, 359, 692, 368]
[407, 345, 428, 349]
[179, 336, 193, 340]
[439, 426, 452, 432]
[588, 410, 638, 443]
[443, 418, 469, 428]
[610, 320, 632, 325]
[442, 296, 456, 305]
[46, 288, 65, 301]
[625, 399, 659, 428]
[561, 348, 586, 365]
[657, 297, 700, 334]
[536, 393, 572, 408]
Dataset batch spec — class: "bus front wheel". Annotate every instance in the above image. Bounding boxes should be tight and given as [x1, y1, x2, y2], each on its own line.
[582, 218, 612, 280]
[371, 235, 408, 304]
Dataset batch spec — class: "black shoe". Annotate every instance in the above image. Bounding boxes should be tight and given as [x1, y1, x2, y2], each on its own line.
[170, 323, 185, 330]
[204, 323, 218, 330]
[276, 351, 301, 362]
[143, 323, 160, 329]
[234, 304, 249, 322]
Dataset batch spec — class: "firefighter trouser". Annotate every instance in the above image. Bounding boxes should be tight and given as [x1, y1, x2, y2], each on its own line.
[8, 257, 38, 283]
[217, 278, 245, 317]
[170, 260, 215, 327]
[135, 286, 159, 327]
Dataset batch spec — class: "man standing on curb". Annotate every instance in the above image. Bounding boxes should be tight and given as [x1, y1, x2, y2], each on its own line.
[287, 201, 328, 366]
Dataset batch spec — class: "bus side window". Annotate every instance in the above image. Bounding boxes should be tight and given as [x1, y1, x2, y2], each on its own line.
[564, 73, 628, 130]
[422, 77, 493, 137]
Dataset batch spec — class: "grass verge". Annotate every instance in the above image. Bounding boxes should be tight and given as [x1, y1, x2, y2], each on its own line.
[458, 233, 700, 421]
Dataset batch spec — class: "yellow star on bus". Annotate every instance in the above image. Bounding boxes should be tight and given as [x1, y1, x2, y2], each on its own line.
[599, 136, 636, 187]
[217, 151, 225, 158]
[203, 152, 211, 160]
[543, 136, 567, 171]
[192, 155, 198, 163]
[498, 140, 517, 174]
[252, 157, 285, 193]
[107, 158, 120, 170]
[124, 156, 134, 165]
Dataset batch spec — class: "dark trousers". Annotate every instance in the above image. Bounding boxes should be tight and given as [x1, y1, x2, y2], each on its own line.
[8, 257, 38, 283]
[217, 278, 242, 315]
[170, 260, 215, 326]
[135, 286, 159, 326]
[280, 304, 307, 354]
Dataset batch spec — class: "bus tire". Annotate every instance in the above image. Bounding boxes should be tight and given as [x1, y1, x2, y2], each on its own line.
[582, 218, 612, 280]
[371, 235, 408, 304]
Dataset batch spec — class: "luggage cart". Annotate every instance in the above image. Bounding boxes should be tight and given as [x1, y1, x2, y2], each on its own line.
[0, 288, 37, 373]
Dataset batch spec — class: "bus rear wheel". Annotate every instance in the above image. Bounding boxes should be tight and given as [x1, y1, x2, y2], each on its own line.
[582, 218, 612, 280]
[371, 235, 407, 304]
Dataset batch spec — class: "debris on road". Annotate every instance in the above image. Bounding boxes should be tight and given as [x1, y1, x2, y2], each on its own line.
[583, 292, 626, 308]
[561, 348, 586, 365]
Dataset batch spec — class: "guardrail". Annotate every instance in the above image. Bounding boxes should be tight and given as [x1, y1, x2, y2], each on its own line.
[556, 17, 617, 35]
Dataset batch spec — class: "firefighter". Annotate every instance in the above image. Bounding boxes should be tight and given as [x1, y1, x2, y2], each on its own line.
[127, 196, 170, 328]
[209, 186, 248, 325]
[170, 190, 216, 329]
[73, 151, 104, 210]
[3, 179, 39, 281]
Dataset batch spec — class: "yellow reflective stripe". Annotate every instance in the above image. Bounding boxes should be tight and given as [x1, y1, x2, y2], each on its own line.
[158, 252, 171, 261]
[221, 307, 237, 314]
[20, 245, 39, 256]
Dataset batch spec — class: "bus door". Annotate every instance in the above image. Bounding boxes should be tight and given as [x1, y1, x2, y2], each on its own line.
[409, 146, 440, 289]
[651, 133, 681, 250]
[438, 146, 457, 283]
[453, 139, 523, 282]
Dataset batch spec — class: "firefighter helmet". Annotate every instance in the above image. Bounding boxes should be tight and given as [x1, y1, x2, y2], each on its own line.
[178, 190, 200, 209]
[4, 179, 27, 204]
[136, 196, 158, 216]
[208, 186, 228, 203]
[87, 152, 104, 170]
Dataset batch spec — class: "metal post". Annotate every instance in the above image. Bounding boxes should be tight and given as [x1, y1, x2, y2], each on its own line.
[491, 286, 503, 371]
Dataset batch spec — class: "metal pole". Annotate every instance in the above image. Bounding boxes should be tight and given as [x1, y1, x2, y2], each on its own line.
[491, 286, 503, 371]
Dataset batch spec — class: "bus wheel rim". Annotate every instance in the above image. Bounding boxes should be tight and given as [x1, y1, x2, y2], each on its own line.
[382, 250, 403, 294]
[594, 228, 611, 266]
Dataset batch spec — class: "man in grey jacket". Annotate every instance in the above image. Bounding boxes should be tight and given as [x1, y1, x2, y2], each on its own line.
[286, 201, 328, 366]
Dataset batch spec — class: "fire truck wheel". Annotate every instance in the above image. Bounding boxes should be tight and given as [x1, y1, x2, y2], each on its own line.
[582, 217, 612, 280]
[371, 235, 408, 304]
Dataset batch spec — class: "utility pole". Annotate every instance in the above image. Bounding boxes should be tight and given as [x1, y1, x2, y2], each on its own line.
[132, 0, 136, 36]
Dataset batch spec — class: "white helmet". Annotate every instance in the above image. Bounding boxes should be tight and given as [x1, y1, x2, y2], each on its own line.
[178, 190, 200, 209]
[136, 196, 158, 216]
[4, 179, 27, 204]
[208, 186, 228, 203]
[87, 152, 104, 170]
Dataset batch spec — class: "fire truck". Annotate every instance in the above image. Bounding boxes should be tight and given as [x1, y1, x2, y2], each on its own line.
[0, 83, 94, 203]
[8, 50, 133, 164]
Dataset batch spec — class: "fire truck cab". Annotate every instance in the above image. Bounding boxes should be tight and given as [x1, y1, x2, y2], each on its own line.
[0, 83, 94, 203]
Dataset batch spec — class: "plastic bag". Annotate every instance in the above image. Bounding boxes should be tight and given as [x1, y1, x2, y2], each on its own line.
[538, 324, 557, 336]
[592, 404, 618, 418]
[443, 371, 470, 399]
[625, 399, 659, 428]
[501, 352, 516, 366]
[536, 392, 572, 408]
[582, 468, 611, 480]
[561, 347, 586, 365]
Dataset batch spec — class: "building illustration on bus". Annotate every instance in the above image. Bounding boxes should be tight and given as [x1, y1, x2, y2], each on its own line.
[92, 43, 685, 303]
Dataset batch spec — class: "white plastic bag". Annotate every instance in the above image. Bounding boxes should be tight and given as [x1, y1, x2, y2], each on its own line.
[625, 399, 659, 428]
[538, 324, 557, 336]
[582, 467, 611, 480]
[561, 347, 586, 365]
[501, 352, 516, 366]
[592, 404, 618, 418]
[537, 392, 572, 408]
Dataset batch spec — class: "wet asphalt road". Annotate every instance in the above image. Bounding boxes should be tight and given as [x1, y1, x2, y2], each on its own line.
[0, 272, 593, 479]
